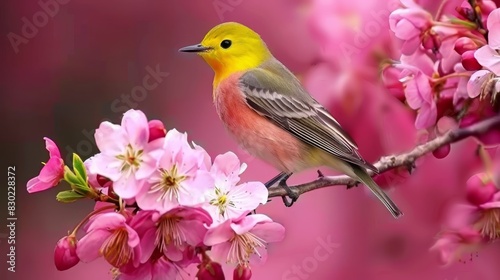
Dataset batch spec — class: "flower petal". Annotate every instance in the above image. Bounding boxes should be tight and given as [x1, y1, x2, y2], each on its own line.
[94, 122, 127, 155]
[44, 137, 61, 158]
[122, 110, 149, 149]
[177, 219, 207, 246]
[139, 228, 156, 263]
[204, 220, 234, 246]
[89, 153, 122, 181]
[26, 177, 51, 193]
[414, 101, 437, 129]
[152, 258, 177, 280]
[231, 214, 273, 235]
[124, 224, 140, 248]
[209, 242, 231, 263]
[113, 176, 144, 199]
[38, 157, 64, 183]
[475, 46, 500, 75]
[467, 70, 491, 98]
[487, 9, 500, 48]
[250, 222, 286, 243]
[86, 212, 126, 232]
[480, 201, 500, 209]
[120, 262, 152, 280]
[76, 229, 111, 262]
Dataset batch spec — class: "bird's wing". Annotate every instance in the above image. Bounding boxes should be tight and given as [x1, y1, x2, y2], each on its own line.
[239, 65, 378, 173]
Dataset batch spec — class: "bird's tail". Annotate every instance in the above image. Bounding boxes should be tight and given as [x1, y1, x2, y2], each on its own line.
[351, 164, 404, 219]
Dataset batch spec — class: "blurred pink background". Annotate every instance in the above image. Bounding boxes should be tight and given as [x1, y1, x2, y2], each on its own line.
[2, 0, 500, 279]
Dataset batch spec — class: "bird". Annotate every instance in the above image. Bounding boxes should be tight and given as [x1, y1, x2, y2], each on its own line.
[179, 22, 403, 218]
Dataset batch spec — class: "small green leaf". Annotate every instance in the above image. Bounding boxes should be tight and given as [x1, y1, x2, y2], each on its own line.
[56, 190, 85, 203]
[63, 166, 80, 186]
[72, 153, 87, 183]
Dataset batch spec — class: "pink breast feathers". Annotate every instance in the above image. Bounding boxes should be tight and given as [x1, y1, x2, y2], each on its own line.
[213, 74, 308, 172]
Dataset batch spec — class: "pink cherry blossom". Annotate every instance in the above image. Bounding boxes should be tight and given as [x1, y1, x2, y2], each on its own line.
[54, 235, 79, 271]
[136, 129, 214, 214]
[430, 228, 483, 265]
[204, 152, 268, 225]
[433, 26, 461, 73]
[398, 61, 437, 129]
[27, 137, 64, 193]
[120, 256, 178, 280]
[138, 207, 212, 262]
[76, 212, 141, 268]
[474, 8, 500, 75]
[389, 0, 433, 55]
[90, 109, 163, 199]
[204, 214, 285, 266]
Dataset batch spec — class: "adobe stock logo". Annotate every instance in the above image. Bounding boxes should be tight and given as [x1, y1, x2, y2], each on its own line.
[7, 0, 71, 54]
[282, 235, 340, 280]
[213, 0, 243, 21]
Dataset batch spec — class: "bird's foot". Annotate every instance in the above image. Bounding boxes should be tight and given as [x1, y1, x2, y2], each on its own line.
[317, 169, 324, 178]
[264, 172, 288, 189]
[277, 173, 298, 207]
[346, 181, 360, 190]
[405, 160, 416, 174]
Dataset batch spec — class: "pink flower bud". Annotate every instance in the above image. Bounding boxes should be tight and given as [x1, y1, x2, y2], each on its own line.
[422, 30, 441, 51]
[196, 261, 225, 280]
[233, 265, 252, 280]
[456, 1, 475, 21]
[454, 37, 478, 55]
[433, 144, 451, 159]
[148, 120, 166, 142]
[466, 173, 496, 205]
[478, 0, 496, 19]
[461, 50, 482, 71]
[54, 235, 79, 271]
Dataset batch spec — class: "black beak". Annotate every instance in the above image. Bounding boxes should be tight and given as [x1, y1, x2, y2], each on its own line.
[178, 44, 211, 53]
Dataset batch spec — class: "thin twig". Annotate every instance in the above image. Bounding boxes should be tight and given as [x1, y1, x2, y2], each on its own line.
[267, 114, 500, 198]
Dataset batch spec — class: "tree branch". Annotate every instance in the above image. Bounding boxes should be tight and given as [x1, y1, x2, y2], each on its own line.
[267, 114, 500, 198]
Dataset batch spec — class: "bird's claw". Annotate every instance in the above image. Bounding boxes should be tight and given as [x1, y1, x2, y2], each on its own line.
[405, 160, 416, 174]
[277, 173, 298, 207]
[264, 172, 298, 207]
[317, 169, 324, 178]
[346, 181, 360, 189]
[265, 172, 288, 189]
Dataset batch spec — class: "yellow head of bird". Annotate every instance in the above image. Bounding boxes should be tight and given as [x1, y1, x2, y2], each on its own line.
[179, 22, 271, 82]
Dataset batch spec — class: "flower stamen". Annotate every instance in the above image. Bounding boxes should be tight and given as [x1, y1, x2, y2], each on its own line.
[99, 228, 133, 268]
[148, 166, 187, 202]
[227, 232, 266, 265]
[155, 215, 186, 252]
[477, 208, 500, 240]
[209, 187, 235, 217]
[116, 144, 143, 175]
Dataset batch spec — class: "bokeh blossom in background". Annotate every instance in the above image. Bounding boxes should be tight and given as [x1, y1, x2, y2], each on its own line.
[4, 0, 500, 279]
[26, 109, 283, 279]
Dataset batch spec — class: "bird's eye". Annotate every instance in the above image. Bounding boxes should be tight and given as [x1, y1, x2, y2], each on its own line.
[220, 39, 232, 49]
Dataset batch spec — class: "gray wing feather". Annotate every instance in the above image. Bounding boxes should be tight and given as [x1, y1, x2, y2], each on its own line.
[240, 65, 378, 173]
